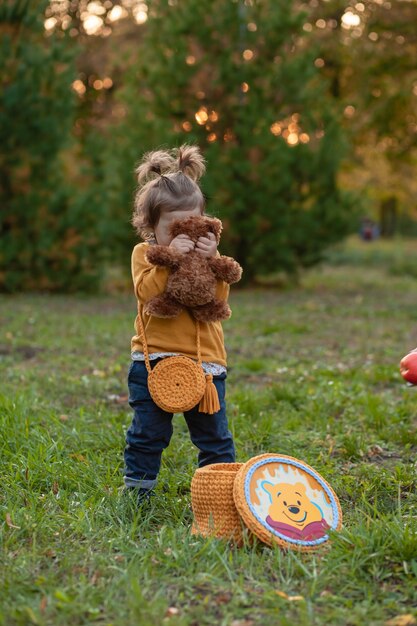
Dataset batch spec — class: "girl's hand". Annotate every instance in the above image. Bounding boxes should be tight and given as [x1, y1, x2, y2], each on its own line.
[169, 234, 195, 254]
[195, 232, 217, 258]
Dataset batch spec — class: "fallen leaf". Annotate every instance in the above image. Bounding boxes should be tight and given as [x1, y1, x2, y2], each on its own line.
[52, 481, 59, 495]
[275, 590, 304, 602]
[5, 513, 20, 529]
[44, 549, 56, 559]
[367, 444, 384, 457]
[114, 555, 125, 562]
[165, 607, 180, 617]
[215, 592, 232, 604]
[39, 596, 48, 613]
[107, 394, 128, 404]
[385, 616, 416, 626]
[69, 453, 87, 463]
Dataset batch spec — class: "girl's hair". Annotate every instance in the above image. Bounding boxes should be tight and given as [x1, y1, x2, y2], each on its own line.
[132, 145, 206, 239]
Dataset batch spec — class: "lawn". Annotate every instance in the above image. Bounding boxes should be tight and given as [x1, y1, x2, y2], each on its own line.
[1, 239, 417, 626]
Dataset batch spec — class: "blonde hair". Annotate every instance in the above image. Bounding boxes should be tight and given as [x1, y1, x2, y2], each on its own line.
[132, 145, 206, 239]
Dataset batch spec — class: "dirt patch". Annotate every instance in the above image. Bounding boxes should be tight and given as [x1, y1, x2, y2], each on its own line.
[0, 345, 45, 359]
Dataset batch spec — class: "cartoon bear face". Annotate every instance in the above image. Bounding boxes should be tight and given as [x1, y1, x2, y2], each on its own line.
[261, 482, 324, 530]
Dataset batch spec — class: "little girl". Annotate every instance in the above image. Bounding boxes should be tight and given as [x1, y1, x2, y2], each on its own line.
[124, 145, 237, 503]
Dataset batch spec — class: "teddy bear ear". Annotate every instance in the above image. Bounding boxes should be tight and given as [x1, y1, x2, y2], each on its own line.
[206, 216, 222, 243]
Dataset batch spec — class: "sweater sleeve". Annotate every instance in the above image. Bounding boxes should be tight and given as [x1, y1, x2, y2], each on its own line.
[216, 280, 230, 302]
[131, 243, 169, 302]
[214, 251, 230, 301]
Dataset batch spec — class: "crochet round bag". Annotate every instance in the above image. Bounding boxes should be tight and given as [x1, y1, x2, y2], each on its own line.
[148, 355, 206, 413]
[137, 313, 220, 414]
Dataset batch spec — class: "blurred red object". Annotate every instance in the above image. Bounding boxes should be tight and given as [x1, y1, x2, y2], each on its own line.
[400, 350, 417, 385]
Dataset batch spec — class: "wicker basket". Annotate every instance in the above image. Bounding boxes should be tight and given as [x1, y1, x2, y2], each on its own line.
[191, 463, 246, 544]
[191, 455, 343, 551]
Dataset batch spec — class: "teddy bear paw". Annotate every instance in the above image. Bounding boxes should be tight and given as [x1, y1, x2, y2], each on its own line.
[191, 300, 231, 323]
[145, 294, 184, 318]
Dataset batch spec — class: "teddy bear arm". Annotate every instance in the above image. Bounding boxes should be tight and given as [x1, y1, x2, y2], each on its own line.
[145, 245, 181, 269]
[208, 256, 242, 284]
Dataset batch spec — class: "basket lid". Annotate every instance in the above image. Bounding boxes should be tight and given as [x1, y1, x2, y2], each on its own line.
[233, 454, 342, 551]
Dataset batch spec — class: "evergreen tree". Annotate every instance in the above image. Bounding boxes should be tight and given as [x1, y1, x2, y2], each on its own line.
[112, 0, 356, 281]
[0, 0, 103, 291]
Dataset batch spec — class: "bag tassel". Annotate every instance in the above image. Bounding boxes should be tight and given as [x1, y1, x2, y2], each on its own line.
[199, 374, 220, 415]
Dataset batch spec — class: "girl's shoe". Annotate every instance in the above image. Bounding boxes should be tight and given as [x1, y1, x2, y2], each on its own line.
[124, 486, 154, 507]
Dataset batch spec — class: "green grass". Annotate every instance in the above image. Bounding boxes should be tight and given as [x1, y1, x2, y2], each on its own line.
[326, 235, 417, 279]
[2, 241, 417, 625]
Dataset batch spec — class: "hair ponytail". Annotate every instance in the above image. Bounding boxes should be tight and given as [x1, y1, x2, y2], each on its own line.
[132, 144, 206, 239]
[135, 149, 175, 183]
[175, 145, 206, 181]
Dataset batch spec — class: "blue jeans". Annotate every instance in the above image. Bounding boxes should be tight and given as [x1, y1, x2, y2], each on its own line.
[124, 360, 235, 489]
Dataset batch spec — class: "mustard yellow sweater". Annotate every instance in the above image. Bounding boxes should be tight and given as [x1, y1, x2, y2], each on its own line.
[130, 243, 229, 366]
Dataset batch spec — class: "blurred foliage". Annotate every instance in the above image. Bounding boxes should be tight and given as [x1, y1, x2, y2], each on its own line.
[326, 235, 417, 279]
[310, 0, 417, 158]
[308, 0, 417, 219]
[110, 0, 357, 282]
[0, 0, 106, 292]
[2, 0, 417, 291]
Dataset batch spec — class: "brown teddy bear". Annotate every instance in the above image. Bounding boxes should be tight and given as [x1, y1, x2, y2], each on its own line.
[144, 215, 242, 322]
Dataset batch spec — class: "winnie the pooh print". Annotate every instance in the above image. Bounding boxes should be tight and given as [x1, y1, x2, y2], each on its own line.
[260, 481, 330, 541]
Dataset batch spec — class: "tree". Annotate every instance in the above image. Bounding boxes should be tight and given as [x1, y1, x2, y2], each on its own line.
[0, 0, 103, 291]
[111, 0, 356, 281]
[307, 0, 417, 231]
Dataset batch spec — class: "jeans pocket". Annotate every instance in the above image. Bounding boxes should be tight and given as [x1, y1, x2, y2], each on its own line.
[128, 361, 151, 405]
[128, 360, 147, 381]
